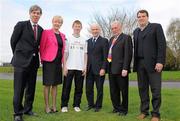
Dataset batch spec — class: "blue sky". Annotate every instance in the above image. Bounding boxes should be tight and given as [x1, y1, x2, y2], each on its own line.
[0, 0, 180, 63]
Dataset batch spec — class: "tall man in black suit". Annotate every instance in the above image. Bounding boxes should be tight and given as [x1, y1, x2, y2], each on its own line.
[133, 10, 166, 121]
[86, 23, 108, 112]
[108, 21, 132, 116]
[10, 5, 43, 121]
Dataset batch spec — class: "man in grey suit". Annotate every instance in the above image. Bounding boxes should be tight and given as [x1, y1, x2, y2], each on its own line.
[108, 21, 132, 116]
[133, 10, 166, 121]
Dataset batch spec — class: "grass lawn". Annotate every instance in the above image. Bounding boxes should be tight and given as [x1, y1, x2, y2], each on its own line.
[0, 66, 180, 81]
[128, 71, 180, 81]
[0, 80, 180, 121]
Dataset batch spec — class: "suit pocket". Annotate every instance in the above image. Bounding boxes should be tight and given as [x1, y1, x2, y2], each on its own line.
[15, 50, 32, 59]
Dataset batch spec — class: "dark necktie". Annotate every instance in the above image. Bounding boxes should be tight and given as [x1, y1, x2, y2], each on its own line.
[33, 24, 37, 40]
[92, 38, 96, 47]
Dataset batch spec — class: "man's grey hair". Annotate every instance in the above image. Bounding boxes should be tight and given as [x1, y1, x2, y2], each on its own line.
[29, 5, 42, 14]
[111, 20, 122, 27]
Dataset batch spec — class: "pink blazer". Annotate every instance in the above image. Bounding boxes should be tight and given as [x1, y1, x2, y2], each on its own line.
[40, 29, 66, 63]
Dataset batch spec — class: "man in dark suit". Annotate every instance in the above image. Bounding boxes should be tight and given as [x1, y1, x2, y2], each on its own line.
[10, 5, 43, 121]
[86, 23, 108, 112]
[108, 21, 132, 116]
[133, 10, 166, 121]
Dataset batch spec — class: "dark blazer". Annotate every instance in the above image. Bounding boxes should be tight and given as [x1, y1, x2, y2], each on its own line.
[133, 23, 166, 72]
[109, 33, 133, 74]
[87, 36, 109, 75]
[10, 20, 43, 68]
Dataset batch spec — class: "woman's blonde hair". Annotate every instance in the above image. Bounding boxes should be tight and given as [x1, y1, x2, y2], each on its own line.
[52, 15, 63, 24]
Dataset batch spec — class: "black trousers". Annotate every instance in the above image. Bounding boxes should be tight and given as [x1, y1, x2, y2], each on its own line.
[86, 68, 105, 108]
[137, 59, 161, 117]
[13, 58, 38, 116]
[61, 70, 84, 107]
[109, 73, 129, 113]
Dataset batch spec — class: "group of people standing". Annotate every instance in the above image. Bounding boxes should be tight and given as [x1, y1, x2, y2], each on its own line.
[10, 5, 166, 121]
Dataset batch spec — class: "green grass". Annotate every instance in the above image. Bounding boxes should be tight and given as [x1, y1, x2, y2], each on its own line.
[0, 66, 14, 73]
[0, 80, 180, 121]
[0, 66, 180, 81]
[129, 71, 180, 81]
[0, 66, 42, 76]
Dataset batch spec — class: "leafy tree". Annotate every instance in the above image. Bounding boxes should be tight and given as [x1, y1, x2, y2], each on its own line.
[164, 46, 176, 70]
[166, 18, 180, 69]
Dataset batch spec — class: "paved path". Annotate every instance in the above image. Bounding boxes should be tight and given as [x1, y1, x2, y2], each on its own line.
[0, 73, 180, 88]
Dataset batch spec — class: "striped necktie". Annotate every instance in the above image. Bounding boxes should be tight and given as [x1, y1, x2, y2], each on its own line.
[33, 24, 37, 40]
[107, 37, 117, 62]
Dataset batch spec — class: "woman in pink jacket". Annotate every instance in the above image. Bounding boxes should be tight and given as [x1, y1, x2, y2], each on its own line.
[40, 16, 65, 113]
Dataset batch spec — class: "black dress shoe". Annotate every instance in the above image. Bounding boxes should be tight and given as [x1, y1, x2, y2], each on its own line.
[119, 112, 127, 116]
[112, 109, 119, 113]
[14, 115, 23, 121]
[85, 106, 93, 111]
[94, 108, 101, 112]
[24, 111, 37, 116]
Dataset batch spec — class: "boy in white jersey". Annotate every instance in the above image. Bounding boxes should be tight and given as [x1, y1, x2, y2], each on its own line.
[61, 20, 87, 112]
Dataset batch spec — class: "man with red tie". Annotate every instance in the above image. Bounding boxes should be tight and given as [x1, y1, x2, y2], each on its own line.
[10, 5, 43, 121]
[108, 21, 132, 116]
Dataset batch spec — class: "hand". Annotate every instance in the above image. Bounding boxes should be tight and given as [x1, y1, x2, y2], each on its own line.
[99, 69, 105, 76]
[121, 69, 128, 77]
[155, 63, 163, 72]
[63, 66, 68, 76]
[82, 69, 86, 76]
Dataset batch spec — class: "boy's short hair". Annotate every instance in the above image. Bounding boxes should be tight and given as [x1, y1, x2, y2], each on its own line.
[72, 20, 82, 27]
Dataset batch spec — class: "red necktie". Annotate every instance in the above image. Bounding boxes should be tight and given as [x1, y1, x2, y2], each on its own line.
[33, 24, 37, 40]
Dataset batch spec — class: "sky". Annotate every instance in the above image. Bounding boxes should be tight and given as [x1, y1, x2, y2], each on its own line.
[0, 0, 180, 64]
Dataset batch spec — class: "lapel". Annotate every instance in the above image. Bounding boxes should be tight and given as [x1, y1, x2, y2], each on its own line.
[134, 28, 140, 42]
[113, 33, 124, 48]
[134, 28, 140, 49]
[142, 23, 151, 38]
[37, 25, 42, 42]
[90, 37, 94, 47]
[27, 20, 35, 40]
[50, 29, 58, 45]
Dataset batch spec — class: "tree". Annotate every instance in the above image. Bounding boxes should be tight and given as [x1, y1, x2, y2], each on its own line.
[89, 8, 137, 39]
[164, 47, 176, 70]
[166, 18, 180, 69]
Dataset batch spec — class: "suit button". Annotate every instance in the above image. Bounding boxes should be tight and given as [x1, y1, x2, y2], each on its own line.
[33, 53, 36, 56]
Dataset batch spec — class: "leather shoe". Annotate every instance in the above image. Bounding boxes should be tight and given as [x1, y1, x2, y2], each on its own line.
[94, 108, 101, 112]
[24, 111, 37, 116]
[119, 112, 127, 116]
[85, 106, 93, 111]
[14, 115, 23, 121]
[137, 113, 148, 119]
[151, 117, 160, 121]
[112, 109, 119, 113]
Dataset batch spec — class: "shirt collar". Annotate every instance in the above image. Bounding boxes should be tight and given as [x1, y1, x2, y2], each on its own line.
[139, 22, 149, 31]
[93, 35, 99, 41]
[30, 20, 38, 28]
